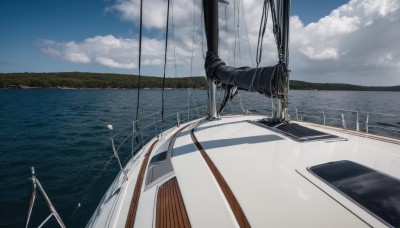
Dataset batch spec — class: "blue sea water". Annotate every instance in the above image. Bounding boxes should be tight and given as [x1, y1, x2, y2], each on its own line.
[0, 89, 399, 227]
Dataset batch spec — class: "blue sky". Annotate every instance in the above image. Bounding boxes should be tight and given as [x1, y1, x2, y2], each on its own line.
[0, 0, 125, 72]
[1, 0, 399, 86]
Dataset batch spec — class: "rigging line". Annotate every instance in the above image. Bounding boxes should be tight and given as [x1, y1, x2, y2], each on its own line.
[223, 6, 239, 92]
[238, 93, 246, 114]
[256, 0, 269, 67]
[269, 0, 281, 59]
[229, 98, 233, 114]
[269, 65, 277, 117]
[69, 114, 145, 219]
[162, 0, 171, 121]
[201, 2, 205, 59]
[236, 0, 243, 66]
[135, 0, 144, 123]
[233, 0, 237, 66]
[188, 0, 196, 122]
[233, 0, 241, 67]
[224, 5, 230, 65]
[217, 85, 224, 105]
[172, 0, 177, 78]
[240, 0, 254, 67]
[68, 153, 115, 221]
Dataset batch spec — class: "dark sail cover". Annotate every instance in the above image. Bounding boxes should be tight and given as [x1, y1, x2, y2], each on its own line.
[205, 51, 278, 97]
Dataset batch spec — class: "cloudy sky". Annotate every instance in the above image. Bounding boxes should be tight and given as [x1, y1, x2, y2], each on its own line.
[0, 0, 399, 86]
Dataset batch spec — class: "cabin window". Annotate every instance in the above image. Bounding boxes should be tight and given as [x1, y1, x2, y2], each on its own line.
[309, 160, 400, 227]
[150, 151, 167, 164]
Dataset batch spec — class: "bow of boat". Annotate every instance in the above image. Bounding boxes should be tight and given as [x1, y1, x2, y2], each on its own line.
[87, 115, 400, 228]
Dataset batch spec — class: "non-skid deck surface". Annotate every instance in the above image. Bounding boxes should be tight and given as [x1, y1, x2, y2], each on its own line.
[156, 177, 190, 228]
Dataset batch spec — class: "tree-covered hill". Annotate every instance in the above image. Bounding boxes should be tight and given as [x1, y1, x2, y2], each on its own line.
[289, 80, 400, 91]
[0, 72, 207, 89]
[0, 72, 399, 91]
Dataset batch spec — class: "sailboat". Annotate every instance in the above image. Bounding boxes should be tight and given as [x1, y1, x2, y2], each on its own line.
[26, 0, 400, 227]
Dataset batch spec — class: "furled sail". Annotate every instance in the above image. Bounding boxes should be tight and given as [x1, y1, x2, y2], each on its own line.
[203, 0, 290, 118]
[205, 51, 280, 97]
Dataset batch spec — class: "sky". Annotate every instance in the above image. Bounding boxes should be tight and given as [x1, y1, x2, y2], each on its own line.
[0, 0, 399, 86]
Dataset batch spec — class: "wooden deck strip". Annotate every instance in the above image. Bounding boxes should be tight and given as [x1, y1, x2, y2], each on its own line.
[125, 139, 158, 228]
[190, 129, 251, 228]
[156, 177, 191, 228]
[172, 181, 184, 227]
[170, 180, 178, 227]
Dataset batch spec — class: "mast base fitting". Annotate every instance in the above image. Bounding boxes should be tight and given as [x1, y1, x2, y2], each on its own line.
[207, 115, 221, 121]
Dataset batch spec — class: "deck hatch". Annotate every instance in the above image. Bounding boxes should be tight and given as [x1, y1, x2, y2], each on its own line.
[309, 160, 400, 227]
[255, 120, 340, 142]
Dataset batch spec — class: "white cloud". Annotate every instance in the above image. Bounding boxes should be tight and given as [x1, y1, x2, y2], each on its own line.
[96, 57, 135, 69]
[40, 0, 400, 85]
[290, 0, 400, 85]
[305, 14, 360, 36]
[107, 0, 195, 30]
[300, 47, 339, 60]
[41, 35, 137, 69]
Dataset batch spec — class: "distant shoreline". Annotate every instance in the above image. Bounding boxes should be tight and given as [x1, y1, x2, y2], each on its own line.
[3, 87, 399, 92]
[1, 85, 201, 90]
[1, 72, 399, 92]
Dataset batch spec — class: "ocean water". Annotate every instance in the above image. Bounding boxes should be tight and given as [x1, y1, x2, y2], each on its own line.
[0, 89, 399, 227]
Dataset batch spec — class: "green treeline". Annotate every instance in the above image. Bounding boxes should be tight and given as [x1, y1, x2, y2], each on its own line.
[0, 72, 399, 91]
[0, 72, 206, 89]
[290, 80, 400, 91]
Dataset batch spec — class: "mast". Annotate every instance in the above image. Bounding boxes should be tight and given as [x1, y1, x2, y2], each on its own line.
[202, 0, 291, 122]
[203, 0, 219, 120]
[276, 0, 290, 120]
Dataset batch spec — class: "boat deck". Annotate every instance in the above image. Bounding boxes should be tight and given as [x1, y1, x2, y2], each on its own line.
[87, 115, 400, 228]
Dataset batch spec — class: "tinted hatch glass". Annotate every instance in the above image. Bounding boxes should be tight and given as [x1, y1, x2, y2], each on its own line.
[309, 160, 400, 227]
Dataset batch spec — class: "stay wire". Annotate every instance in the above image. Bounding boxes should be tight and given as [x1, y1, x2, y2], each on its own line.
[162, 0, 171, 121]
[135, 0, 144, 123]
[256, 0, 269, 67]
[67, 151, 115, 223]
[240, 0, 254, 67]
[201, 2, 205, 59]
[224, 4, 230, 66]
[233, 0, 237, 66]
[269, 0, 281, 58]
[237, 0, 243, 66]
[188, 0, 196, 121]
[172, 0, 177, 78]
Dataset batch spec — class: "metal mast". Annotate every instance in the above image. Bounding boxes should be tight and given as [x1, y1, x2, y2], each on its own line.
[276, 0, 290, 120]
[202, 0, 291, 122]
[203, 0, 219, 120]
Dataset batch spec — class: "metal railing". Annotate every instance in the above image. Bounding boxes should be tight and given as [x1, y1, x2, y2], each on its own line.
[26, 167, 66, 228]
[108, 106, 208, 176]
[85, 105, 210, 227]
[293, 106, 400, 138]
